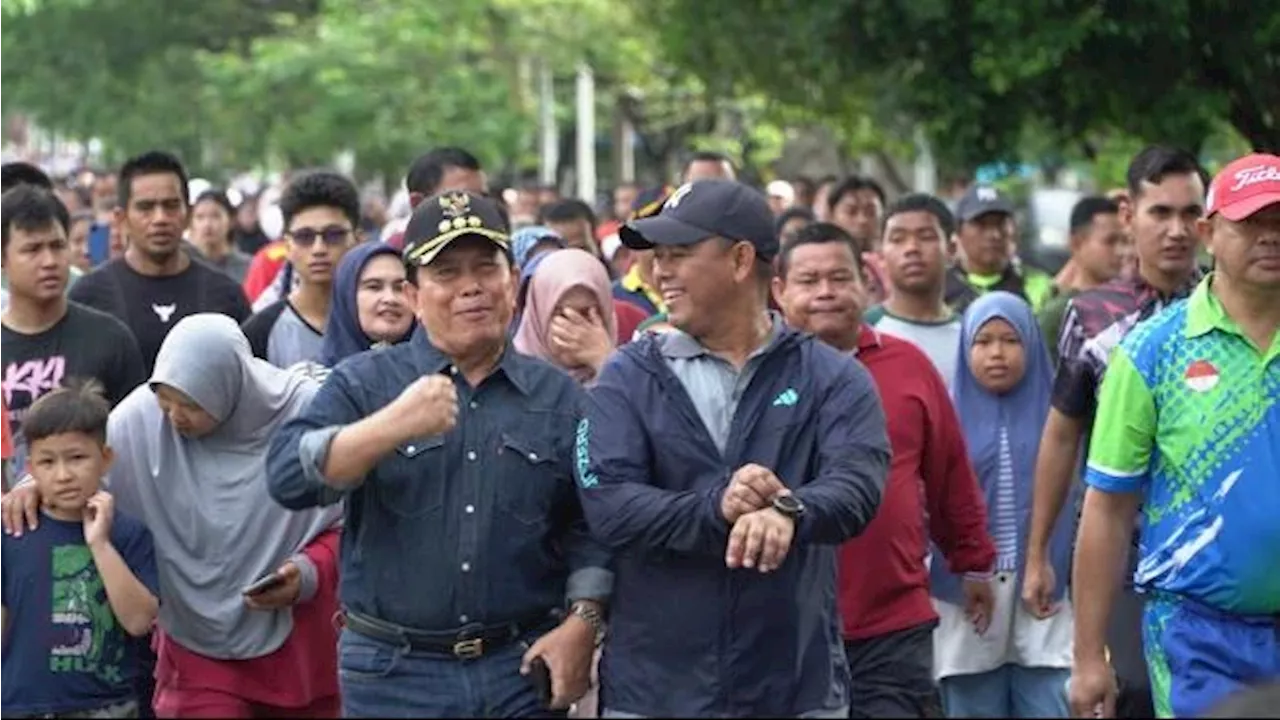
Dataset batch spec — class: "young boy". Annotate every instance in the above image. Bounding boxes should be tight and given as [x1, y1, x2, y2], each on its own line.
[2, 382, 159, 719]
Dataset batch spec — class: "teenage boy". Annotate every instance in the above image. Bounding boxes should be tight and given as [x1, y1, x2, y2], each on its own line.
[2, 382, 159, 718]
[242, 170, 359, 369]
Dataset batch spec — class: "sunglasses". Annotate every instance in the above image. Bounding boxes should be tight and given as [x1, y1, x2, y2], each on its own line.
[287, 226, 352, 247]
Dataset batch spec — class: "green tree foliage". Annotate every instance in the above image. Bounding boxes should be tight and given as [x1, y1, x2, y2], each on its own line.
[1, 0, 671, 181]
[637, 0, 1279, 171]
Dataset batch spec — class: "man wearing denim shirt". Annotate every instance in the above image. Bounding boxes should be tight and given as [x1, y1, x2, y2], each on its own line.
[266, 190, 611, 718]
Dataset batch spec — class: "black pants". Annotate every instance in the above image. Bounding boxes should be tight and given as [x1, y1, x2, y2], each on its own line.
[845, 620, 943, 719]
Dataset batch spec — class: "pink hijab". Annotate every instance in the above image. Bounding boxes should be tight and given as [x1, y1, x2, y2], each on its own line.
[513, 249, 617, 383]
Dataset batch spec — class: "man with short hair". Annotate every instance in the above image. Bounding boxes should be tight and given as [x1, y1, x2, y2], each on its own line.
[1023, 145, 1208, 719]
[266, 190, 609, 718]
[864, 193, 963, 386]
[539, 199, 601, 258]
[611, 187, 669, 318]
[681, 151, 737, 183]
[774, 221, 995, 719]
[577, 179, 891, 717]
[1, 186, 144, 473]
[827, 176, 886, 257]
[386, 147, 488, 251]
[69, 151, 250, 374]
[1038, 196, 1129, 365]
[1069, 152, 1280, 719]
[241, 171, 359, 369]
[945, 184, 1054, 313]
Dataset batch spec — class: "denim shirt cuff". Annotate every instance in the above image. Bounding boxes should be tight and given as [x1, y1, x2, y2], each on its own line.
[565, 567, 613, 605]
[289, 552, 319, 603]
[299, 426, 349, 505]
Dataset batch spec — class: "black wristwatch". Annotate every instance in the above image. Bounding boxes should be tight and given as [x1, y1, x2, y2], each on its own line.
[772, 494, 806, 521]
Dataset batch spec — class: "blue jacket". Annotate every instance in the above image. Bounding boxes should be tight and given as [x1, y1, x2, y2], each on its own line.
[576, 327, 891, 717]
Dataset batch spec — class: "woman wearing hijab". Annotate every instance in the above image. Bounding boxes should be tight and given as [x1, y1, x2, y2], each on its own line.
[930, 292, 1075, 718]
[2, 315, 344, 717]
[513, 248, 617, 385]
[285, 242, 417, 385]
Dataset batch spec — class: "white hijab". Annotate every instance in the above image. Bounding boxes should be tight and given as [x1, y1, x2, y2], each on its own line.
[105, 314, 341, 659]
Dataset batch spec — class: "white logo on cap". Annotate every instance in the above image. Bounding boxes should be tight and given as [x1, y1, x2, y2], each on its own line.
[976, 186, 999, 202]
[665, 183, 694, 210]
[1228, 165, 1280, 193]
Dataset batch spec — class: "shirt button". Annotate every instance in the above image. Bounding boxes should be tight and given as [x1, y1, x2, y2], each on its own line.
[465, 505, 475, 514]
[459, 614, 469, 623]
[469, 400, 479, 410]
[467, 450, 477, 461]
[461, 562, 471, 572]
[528, 452, 538, 461]
[406, 445, 416, 454]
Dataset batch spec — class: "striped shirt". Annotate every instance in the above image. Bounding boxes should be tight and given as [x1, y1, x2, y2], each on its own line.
[992, 425, 1020, 572]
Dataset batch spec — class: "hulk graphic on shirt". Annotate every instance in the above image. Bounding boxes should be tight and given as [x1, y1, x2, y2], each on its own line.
[50, 544, 125, 684]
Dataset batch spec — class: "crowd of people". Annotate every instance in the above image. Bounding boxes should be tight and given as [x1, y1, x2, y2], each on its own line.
[0, 141, 1277, 720]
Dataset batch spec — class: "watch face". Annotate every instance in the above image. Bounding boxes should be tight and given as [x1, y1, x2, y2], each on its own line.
[775, 494, 803, 515]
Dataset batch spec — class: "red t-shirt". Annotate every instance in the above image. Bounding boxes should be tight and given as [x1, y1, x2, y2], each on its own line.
[613, 300, 650, 344]
[241, 241, 290, 305]
[837, 325, 995, 641]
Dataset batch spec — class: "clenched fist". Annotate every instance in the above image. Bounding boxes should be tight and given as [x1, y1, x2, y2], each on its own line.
[386, 374, 460, 441]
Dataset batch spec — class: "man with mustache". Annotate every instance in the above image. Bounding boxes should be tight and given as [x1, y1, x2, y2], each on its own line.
[1070, 154, 1280, 719]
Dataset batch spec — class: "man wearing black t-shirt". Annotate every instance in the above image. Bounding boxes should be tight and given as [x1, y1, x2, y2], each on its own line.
[70, 151, 250, 374]
[1, 186, 145, 474]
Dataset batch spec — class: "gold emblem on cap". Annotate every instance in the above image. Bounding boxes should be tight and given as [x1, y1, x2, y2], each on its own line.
[439, 192, 472, 219]
[437, 220, 452, 233]
[467, 216, 482, 227]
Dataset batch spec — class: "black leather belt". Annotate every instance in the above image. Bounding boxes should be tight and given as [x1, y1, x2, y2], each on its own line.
[342, 609, 555, 659]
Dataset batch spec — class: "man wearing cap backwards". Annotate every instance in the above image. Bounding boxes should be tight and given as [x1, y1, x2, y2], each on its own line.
[1069, 153, 1280, 720]
[575, 178, 891, 717]
[265, 190, 611, 718]
[944, 184, 1055, 313]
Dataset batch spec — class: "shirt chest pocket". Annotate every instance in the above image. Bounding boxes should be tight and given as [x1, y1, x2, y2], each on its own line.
[494, 433, 561, 527]
[375, 435, 448, 519]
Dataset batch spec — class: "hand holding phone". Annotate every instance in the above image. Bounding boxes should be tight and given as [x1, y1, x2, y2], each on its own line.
[242, 572, 287, 597]
[529, 656, 552, 708]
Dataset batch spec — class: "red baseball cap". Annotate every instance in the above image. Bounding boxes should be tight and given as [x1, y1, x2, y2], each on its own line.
[1206, 153, 1280, 221]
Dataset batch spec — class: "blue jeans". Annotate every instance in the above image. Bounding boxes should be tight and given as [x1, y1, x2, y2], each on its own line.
[338, 627, 566, 718]
[939, 664, 1069, 718]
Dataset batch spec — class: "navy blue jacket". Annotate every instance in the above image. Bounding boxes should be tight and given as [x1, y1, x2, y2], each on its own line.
[265, 333, 612, 630]
[575, 327, 890, 717]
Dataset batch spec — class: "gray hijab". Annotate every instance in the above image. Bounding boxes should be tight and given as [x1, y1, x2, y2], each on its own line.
[105, 314, 341, 660]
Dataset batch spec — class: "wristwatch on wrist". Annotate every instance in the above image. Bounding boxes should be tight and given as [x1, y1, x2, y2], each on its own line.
[771, 493, 806, 521]
[570, 602, 606, 646]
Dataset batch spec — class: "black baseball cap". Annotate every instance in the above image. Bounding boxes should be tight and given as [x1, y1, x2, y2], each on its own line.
[619, 179, 779, 260]
[955, 184, 1015, 222]
[402, 190, 510, 267]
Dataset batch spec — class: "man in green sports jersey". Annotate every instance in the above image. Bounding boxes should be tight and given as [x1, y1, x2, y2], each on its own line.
[1069, 152, 1280, 719]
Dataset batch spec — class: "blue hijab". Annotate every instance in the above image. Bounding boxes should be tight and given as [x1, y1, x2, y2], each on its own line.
[511, 226, 565, 269]
[320, 242, 416, 367]
[952, 291, 1053, 487]
[932, 291, 1074, 604]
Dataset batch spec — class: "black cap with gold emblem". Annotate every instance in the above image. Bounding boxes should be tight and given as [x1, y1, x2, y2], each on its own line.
[402, 190, 511, 267]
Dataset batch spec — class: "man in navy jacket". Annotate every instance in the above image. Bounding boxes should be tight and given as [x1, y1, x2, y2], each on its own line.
[575, 179, 891, 717]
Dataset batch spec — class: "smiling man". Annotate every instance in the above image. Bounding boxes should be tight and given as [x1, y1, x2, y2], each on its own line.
[577, 179, 890, 717]
[1070, 153, 1280, 719]
[773, 222, 995, 719]
[241, 171, 359, 369]
[266, 190, 610, 718]
[70, 151, 251, 374]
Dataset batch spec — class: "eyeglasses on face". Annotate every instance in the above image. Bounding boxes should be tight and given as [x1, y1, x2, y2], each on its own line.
[287, 226, 352, 247]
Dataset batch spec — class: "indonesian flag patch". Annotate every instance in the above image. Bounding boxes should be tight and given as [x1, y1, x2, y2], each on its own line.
[1184, 359, 1220, 393]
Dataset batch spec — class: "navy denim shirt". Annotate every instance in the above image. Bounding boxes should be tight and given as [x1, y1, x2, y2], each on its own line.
[265, 331, 612, 631]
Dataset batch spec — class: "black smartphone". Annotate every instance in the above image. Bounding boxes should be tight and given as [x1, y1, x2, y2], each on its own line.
[529, 656, 552, 708]
[242, 572, 286, 596]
